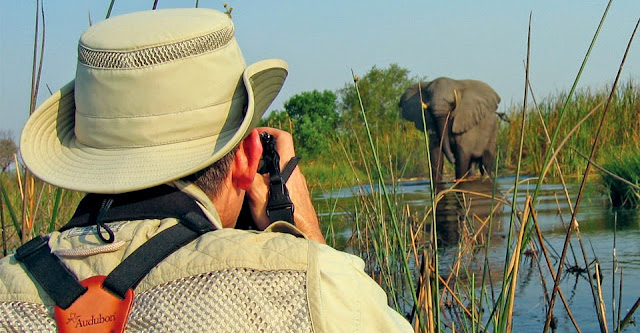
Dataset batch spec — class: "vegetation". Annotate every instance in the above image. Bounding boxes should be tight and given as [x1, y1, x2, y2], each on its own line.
[260, 64, 434, 192]
[2, 1, 640, 332]
[3, 50, 640, 333]
[261, 89, 339, 160]
[498, 80, 640, 178]
[0, 131, 17, 172]
[259, 63, 640, 211]
[600, 145, 640, 208]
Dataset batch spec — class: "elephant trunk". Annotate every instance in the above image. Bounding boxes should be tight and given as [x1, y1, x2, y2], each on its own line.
[435, 115, 455, 165]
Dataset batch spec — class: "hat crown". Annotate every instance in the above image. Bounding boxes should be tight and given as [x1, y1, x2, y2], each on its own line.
[78, 9, 234, 69]
[20, 8, 288, 193]
[73, 8, 247, 149]
[80, 8, 232, 52]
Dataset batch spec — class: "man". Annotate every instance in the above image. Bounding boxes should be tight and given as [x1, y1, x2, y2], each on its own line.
[0, 8, 412, 332]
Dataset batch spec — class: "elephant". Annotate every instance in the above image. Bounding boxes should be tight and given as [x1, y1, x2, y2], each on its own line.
[398, 77, 500, 183]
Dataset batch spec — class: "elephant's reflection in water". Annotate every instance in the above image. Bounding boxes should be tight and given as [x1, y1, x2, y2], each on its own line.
[434, 179, 505, 248]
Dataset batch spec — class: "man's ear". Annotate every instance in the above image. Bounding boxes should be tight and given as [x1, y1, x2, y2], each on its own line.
[232, 129, 263, 190]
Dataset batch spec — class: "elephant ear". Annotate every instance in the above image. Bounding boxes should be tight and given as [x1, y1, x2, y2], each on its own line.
[451, 82, 500, 134]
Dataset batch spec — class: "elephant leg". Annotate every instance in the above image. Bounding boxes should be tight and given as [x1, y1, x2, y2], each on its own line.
[481, 117, 498, 177]
[469, 160, 478, 175]
[481, 151, 495, 176]
[429, 144, 445, 184]
[455, 152, 472, 180]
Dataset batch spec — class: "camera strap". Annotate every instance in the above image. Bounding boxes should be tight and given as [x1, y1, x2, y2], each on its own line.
[266, 156, 301, 225]
[259, 132, 300, 225]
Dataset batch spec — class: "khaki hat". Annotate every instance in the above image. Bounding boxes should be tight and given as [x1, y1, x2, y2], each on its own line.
[20, 8, 288, 194]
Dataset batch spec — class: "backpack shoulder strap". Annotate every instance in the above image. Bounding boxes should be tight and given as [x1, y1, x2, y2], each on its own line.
[16, 214, 214, 308]
[103, 211, 214, 299]
[15, 186, 216, 308]
[15, 236, 87, 309]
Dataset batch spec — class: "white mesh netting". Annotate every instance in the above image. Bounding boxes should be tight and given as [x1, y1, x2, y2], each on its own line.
[1, 268, 311, 332]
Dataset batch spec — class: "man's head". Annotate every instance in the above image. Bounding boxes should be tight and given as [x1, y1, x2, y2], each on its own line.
[20, 8, 287, 194]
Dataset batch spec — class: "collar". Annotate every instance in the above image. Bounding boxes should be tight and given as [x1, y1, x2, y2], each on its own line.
[171, 180, 223, 229]
[60, 182, 222, 231]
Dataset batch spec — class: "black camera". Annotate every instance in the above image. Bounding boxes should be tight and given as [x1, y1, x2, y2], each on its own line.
[258, 132, 278, 175]
[237, 132, 296, 229]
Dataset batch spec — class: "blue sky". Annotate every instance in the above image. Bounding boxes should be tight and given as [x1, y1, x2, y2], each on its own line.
[1, 1, 639, 141]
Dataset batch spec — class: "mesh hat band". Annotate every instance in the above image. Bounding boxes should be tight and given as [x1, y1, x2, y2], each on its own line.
[78, 26, 234, 69]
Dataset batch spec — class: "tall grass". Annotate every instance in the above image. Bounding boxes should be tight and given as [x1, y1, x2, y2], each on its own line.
[318, 3, 640, 331]
[601, 145, 640, 208]
[0, 0, 87, 252]
[0, 171, 83, 252]
[3, 1, 640, 332]
[498, 80, 640, 179]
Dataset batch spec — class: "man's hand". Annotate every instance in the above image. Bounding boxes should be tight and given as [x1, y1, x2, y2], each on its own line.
[245, 127, 325, 244]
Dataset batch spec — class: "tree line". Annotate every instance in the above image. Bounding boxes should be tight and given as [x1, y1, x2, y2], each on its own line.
[260, 64, 434, 184]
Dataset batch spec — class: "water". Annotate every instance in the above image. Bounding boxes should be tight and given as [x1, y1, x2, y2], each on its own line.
[313, 177, 640, 332]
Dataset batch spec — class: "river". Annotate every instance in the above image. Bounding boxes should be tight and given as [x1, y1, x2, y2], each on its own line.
[313, 177, 640, 332]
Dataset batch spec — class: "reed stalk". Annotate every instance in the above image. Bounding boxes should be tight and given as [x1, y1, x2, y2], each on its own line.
[505, 196, 531, 332]
[477, 154, 501, 321]
[544, 14, 639, 332]
[106, 0, 115, 19]
[594, 262, 609, 333]
[21, 0, 44, 244]
[612, 214, 618, 331]
[350, 70, 424, 328]
[615, 268, 623, 333]
[417, 81, 443, 332]
[531, 199, 581, 332]
[0, 177, 21, 240]
[620, 297, 640, 331]
[533, 0, 612, 202]
[492, 13, 532, 333]
[471, 273, 476, 333]
[0, 180, 6, 256]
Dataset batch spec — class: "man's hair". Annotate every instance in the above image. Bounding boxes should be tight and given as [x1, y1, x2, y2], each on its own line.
[182, 146, 239, 199]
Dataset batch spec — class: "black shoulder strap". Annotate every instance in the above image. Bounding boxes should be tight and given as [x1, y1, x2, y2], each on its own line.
[15, 236, 87, 309]
[103, 212, 214, 299]
[15, 186, 216, 308]
[60, 185, 202, 231]
[16, 214, 214, 308]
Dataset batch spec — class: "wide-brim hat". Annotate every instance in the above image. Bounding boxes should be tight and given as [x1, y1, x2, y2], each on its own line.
[20, 8, 288, 194]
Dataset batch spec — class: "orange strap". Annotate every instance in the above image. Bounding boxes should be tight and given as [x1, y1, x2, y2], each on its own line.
[54, 276, 133, 333]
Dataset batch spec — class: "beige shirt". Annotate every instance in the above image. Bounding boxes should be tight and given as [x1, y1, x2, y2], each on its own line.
[0, 181, 412, 332]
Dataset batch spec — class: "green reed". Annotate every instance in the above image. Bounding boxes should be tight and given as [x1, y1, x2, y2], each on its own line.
[351, 71, 426, 328]
[601, 145, 640, 208]
[498, 80, 640, 179]
[312, 3, 640, 332]
[0, 170, 83, 251]
[4, 1, 640, 332]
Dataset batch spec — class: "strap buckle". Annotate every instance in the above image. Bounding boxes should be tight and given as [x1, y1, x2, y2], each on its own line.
[266, 175, 295, 224]
[266, 202, 295, 218]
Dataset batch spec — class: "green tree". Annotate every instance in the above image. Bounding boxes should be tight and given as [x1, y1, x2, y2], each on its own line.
[335, 64, 431, 179]
[284, 90, 338, 158]
[337, 63, 420, 129]
[262, 90, 339, 159]
[0, 131, 17, 172]
[260, 109, 293, 132]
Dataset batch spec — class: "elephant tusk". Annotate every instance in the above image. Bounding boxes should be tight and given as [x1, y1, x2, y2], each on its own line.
[453, 89, 459, 110]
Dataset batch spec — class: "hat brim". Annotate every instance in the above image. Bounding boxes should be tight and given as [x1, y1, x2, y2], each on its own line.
[20, 59, 288, 194]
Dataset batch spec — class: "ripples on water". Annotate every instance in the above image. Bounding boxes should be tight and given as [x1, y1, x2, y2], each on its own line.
[314, 177, 640, 331]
